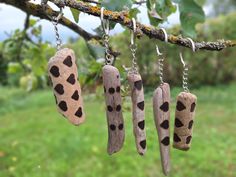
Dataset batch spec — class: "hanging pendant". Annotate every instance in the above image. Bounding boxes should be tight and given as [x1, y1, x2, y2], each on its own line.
[173, 92, 197, 150]
[102, 65, 125, 155]
[127, 72, 146, 155]
[48, 48, 85, 126]
[153, 83, 170, 175]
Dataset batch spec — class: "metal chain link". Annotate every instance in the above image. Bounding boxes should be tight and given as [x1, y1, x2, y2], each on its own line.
[180, 53, 189, 92]
[158, 57, 164, 85]
[102, 34, 113, 65]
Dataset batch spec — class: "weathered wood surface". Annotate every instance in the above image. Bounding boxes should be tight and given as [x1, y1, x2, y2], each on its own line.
[102, 65, 125, 155]
[173, 92, 197, 151]
[153, 83, 171, 176]
[48, 48, 85, 126]
[127, 73, 147, 155]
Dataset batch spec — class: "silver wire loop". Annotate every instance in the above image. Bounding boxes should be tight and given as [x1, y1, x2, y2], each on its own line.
[100, 7, 113, 65]
[160, 28, 168, 43]
[187, 37, 196, 52]
[129, 18, 138, 74]
[179, 52, 189, 92]
[41, 0, 63, 50]
[131, 18, 136, 46]
[156, 45, 164, 85]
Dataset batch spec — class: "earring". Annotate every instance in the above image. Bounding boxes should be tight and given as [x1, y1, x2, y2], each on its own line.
[127, 18, 147, 155]
[152, 29, 171, 176]
[100, 7, 125, 155]
[47, 5, 85, 126]
[173, 38, 197, 151]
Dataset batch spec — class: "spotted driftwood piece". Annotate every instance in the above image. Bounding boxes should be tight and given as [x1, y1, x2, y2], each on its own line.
[102, 65, 125, 155]
[173, 92, 197, 151]
[48, 48, 85, 126]
[153, 83, 171, 175]
[127, 73, 146, 155]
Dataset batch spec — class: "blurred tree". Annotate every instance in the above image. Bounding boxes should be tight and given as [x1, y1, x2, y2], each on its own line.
[206, 0, 236, 17]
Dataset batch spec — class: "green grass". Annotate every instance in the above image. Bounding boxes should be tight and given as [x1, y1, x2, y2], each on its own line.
[0, 85, 236, 177]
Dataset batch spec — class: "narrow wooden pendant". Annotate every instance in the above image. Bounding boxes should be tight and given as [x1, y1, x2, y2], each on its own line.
[127, 73, 146, 155]
[102, 65, 125, 155]
[153, 83, 170, 175]
[48, 48, 85, 126]
[173, 92, 197, 151]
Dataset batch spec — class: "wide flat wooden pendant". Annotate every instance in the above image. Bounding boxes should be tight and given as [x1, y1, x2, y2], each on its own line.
[173, 92, 197, 151]
[153, 83, 170, 176]
[127, 73, 146, 155]
[102, 65, 125, 155]
[48, 48, 85, 126]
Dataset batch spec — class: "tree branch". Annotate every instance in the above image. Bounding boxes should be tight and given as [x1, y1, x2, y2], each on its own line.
[49, 0, 236, 51]
[0, 0, 100, 41]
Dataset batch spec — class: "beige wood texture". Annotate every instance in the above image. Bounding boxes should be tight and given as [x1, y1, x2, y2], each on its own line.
[173, 92, 197, 151]
[48, 48, 85, 126]
[127, 73, 146, 155]
[153, 83, 170, 176]
[102, 65, 125, 155]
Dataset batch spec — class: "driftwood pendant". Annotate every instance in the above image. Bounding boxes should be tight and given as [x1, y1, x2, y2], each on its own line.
[173, 92, 197, 151]
[153, 83, 170, 176]
[48, 48, 85, 126]
[127, 73, 146, 155]
[102, 65, 125, 155]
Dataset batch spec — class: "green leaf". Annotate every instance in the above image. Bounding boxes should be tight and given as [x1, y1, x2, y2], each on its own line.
[176, 0, 205, 38]
[101, 0, 132, 11]
[70, 8, 80, 23]
[147, 0, 176, 26]
[129, 8, 141, 18]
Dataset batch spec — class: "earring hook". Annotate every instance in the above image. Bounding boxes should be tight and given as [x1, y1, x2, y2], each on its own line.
[156, 45, 163, 56]
[187, 37, 196, 52]
[100, 7, 109, 35]
[131, 18, 136, 46]
[160, 28, 168, 43]
[179, 52, 189, 92]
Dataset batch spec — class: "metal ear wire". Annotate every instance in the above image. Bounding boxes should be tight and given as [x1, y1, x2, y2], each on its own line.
[100, 7, 110, 36]
[129, 18, 138, 74]
[160, 28, 168, 43]
[179, 52, 189, 92]
[131, 18, 137, 46]
[187, 37, 196, 52]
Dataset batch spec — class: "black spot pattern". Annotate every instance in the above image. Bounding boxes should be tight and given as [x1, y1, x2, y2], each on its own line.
[161, 136, 170, 146]
[174, 133, 181, 142]
[110, 124, 116, 131]
[117, 75, 119, 78]
[160, 102, 169, 112]
[50, 66, 60, 77]
[107, 105, 113, 112]
[58, 101, 68, 111]
[186, 136, 192, 144]
[140, 140, 146, 149]
[137, 101, 144, 110]
[188, 120, 194, 129]
[54, 84, 64, 95]
[176, 101, 186, 111]
[104, 87, 106, 93]
[116, 105, 121, 112]
[116, 86, 120, 93]
[160, 120, 169, 129]
[134, 80, 142, 90]
[138, 120, 145, 130]
[175, 118, 184, 127]
[63, 56, 73, 67]
[118, 123, 123, 130]
[191, 102, 196, 112]
[75, 107, 83, 118]
[71, 90, 79, 100]
[67, 74, 76, 85]
[108, 87, 115, 94]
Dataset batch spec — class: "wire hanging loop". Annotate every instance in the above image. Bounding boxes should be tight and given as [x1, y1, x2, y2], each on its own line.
[179, 53, 189, 92]
[156, 45, 164, 85]
[100, 7, 113, 65]
[156, 28, 168, 85]
[129, 18, 138, 74]
[41, 0, 63, 50]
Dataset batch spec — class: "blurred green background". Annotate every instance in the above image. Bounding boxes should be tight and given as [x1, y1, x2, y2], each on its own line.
[1, 0, 236, 177]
